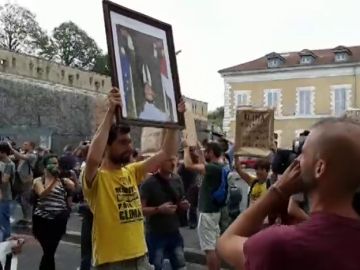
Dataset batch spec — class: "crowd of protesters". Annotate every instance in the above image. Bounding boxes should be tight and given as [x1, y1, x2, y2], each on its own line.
[1, 88, 360, 270]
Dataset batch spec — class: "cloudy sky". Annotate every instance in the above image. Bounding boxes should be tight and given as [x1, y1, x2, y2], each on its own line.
[4, 0, 360, 110]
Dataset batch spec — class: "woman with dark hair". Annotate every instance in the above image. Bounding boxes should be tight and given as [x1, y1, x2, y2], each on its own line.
[32, 155, 74, 270]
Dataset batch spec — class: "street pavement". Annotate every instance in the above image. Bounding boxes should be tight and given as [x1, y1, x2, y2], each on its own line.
[65, 213, 201, 250]
[11, 174, 253, 269]
[12, 207, 207, 269]
[17, 237, 208, 270]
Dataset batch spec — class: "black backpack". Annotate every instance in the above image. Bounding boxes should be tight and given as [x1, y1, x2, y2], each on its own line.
[228, 184, 242, 219]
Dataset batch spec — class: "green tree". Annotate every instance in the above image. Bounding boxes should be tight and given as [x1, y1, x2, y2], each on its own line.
[208, 106, 224, 131]
[0, 3, 44, 54]
[34, 32, 57, 61]
[92, 53, 111, 76]
[41, 21, 102, 70]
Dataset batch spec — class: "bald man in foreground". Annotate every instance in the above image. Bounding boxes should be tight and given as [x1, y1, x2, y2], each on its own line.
[217, 117, 360, 270]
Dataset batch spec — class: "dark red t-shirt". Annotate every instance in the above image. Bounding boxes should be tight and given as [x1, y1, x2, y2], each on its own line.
[244, 213, 360, 270]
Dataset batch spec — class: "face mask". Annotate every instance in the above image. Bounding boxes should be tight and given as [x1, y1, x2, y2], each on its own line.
[46, 164, 60, 176]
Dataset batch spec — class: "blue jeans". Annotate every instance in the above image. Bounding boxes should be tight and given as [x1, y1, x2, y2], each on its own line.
[0, 201, 11, 240]
[146, 231, 185, 270]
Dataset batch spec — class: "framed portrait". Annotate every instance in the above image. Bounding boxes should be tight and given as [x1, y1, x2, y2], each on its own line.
[103, 0, 184, 128]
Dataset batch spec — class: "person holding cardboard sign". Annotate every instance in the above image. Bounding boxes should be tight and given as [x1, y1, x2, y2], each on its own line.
[82, 88, 185, 269]
[235, 158, 271, 208]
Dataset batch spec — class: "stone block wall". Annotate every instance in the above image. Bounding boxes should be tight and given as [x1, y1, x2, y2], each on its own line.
[0, 72, 106, 153]
[0, 48, 111, 94]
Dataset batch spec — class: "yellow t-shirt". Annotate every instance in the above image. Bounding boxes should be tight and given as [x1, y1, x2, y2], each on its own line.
[83, 162, 146, 266]
[249, 181, 268, 206]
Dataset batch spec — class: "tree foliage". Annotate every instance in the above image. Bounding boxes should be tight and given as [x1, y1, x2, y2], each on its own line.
[0, 3, 43, 54]
[208, 106, 224, 131]
[0, 3, 103, 71]
[47, 21, 102, 70]
[92, 53, 111, 76]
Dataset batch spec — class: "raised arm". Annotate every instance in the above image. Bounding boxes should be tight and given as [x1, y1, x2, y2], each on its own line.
[8, 144, 31, 161]
[142, 129, 178, 173]
[217, 161, 302, 268]
[183, 146, 205, 175]
[84, 89, 120, 188]
[235, 156, 254, 185]
[142, 99, 186, 174]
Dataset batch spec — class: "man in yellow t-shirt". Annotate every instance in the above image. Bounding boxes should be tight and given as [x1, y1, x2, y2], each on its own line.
[83, 88, 185, 269]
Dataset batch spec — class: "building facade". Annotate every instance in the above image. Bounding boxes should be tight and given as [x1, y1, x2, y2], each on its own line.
[219, 45, 360, 148]
[184, 96, 208, 142]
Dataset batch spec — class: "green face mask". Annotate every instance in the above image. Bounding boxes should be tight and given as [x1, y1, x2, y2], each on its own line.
[46, 163, 60, 176]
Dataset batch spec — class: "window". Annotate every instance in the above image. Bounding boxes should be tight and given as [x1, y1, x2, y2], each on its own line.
[36, 67, 43, 76]
[331, 85, 350, 116]
[237, 94, 247, 105]
[300, 56, 314, 65]
[235, 91, 250, 106]
[274, 130, 282, 148]
[297, 87, 314, 116]
[264, 89, 281, 115]
[268, 58, 281, 68]
[335, 53, 348, 62]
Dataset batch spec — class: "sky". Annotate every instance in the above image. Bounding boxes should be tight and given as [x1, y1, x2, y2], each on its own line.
[3, 0, 360, 110]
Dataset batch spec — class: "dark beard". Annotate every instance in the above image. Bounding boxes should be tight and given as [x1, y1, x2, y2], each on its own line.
[301, 170, 316, 191]
[109, 153, 131, 166]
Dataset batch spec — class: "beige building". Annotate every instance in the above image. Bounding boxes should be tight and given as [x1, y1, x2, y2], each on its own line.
[184, 96, 208, 141]
[184, 96, 208, 121]
[219, 45, 360, 148]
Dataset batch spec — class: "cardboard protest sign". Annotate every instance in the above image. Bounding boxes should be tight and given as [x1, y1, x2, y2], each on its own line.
[234, 108, 274, 157]
[140, 127, 164, 156]
[346, 109, 360, 123]
[183, 110, 198, 147]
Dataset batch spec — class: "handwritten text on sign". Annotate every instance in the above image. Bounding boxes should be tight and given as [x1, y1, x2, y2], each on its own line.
[234, 108, 274, 157]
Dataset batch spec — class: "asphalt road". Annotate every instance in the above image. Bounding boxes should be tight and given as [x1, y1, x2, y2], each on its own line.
[16, 237, 207, 270]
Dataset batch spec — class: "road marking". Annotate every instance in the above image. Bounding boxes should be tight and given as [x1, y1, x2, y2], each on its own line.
[60, 240, 80, 247]
[66, 230, 81, 236]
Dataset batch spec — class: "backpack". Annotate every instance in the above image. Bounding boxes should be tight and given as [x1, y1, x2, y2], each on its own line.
[247, 179, 271, 207]
[12, 157, 37, 196]
[212, 165, 231, 207]
[227, 184, 243, 219]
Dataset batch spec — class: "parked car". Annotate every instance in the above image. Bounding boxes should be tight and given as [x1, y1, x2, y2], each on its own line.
[240, 157, 257, 168]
